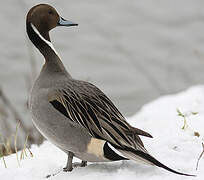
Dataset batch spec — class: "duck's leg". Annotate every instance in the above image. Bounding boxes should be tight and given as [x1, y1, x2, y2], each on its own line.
[63, 151, 74, 172]
[73, 160, 87, 168]
[63, 152, 87, 172]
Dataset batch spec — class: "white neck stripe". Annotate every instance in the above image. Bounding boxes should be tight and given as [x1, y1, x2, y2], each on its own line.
[30, 23, 60, 57]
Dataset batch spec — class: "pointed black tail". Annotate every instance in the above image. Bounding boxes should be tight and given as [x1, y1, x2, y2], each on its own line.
[134, 150, 196, 177]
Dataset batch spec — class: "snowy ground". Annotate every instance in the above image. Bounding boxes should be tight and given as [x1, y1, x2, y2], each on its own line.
[1, 86, 204, 180]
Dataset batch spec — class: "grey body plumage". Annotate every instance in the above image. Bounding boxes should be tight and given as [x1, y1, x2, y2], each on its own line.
[26, 4, 195, 176]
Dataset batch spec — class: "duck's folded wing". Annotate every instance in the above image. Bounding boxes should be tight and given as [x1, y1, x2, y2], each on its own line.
[48, 81, 151, 152]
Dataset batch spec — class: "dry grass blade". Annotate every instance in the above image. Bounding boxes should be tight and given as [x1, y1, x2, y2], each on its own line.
[196, 142, 204, 170]
[0, 145, 7, 168]
[14, 121, 21, 166]
[20, 135, 27, 160]
[27, 147, 33, 157]
[20, 147, 25, 160]
[0, 133, 8, 168]
[20, 134, 31, 160]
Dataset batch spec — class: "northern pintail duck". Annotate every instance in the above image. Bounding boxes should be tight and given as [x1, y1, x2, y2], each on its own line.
[26, 4, 194, 176]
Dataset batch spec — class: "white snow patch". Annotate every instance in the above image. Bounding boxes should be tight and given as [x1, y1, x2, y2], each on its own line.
[1, 86, 204, 179]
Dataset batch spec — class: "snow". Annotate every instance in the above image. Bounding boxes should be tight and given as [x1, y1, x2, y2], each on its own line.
[1, 86, 204, 179]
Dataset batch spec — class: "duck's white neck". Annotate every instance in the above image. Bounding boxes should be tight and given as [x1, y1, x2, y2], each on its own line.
[27, 22, 68, 74]
[31, 23, 60, 58]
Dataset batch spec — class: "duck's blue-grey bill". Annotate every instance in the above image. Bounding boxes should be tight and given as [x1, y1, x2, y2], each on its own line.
[58, 17, 78, 27]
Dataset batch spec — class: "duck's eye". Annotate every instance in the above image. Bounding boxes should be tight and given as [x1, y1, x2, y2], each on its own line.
[48, 10, 53, 15]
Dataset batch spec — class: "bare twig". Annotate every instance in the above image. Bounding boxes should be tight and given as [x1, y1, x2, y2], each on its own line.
[196, 143, 204, 170]
[45, 169, 62, 178]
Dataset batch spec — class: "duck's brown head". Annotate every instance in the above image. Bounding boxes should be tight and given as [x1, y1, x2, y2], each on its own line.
[26, 4, 77, 58]
[26, 4, 77, 34]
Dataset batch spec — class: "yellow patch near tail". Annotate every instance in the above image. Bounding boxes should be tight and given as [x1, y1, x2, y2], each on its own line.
[87, 138, 106, 158]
